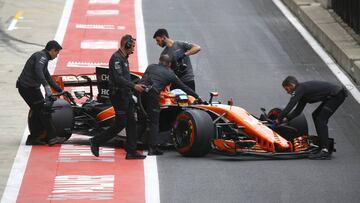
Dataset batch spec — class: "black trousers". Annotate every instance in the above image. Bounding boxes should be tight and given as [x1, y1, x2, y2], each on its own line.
[92, 93, 138, 153]
[17, 81, 56, 140]
[312, 89, 347, 149]
[140, 90, 160, 146]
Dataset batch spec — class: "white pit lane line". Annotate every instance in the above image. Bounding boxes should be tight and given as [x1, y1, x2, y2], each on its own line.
[1, 0, 160, 203]
[273, 0, 360, 104]
[135, 0, 161, 202]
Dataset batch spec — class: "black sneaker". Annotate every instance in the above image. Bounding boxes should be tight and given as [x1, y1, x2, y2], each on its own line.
[126, 152, 146, 160]
[25, 135, 46, 145]
[309, 148, 331, 160]
[148, 147, 163, 156]
[89, 138, 100, 157]
[48, 137, 66, 146]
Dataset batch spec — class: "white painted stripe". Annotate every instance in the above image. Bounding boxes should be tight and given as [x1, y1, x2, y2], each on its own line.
[7, 11, 23, 31]
[7, 19, 18, 30]
[87, 10, 119, 16]
[135, 0, 149, 72]
[80, 40, 118, 49]
[76, 24, 115, 30]
[67, 61, 108, 68]
[135, 1, 160, 202]
[273, 0, 360, 103]
[50, 0, 75, 74]
[48, 175, 114, 200]
[89, 0, 120, 4]
[0, 1, 75, 203]
[143, 156, 160, 203]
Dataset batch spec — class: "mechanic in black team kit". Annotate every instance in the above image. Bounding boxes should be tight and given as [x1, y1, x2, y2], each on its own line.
[16, 40, 66, 146]
[276, 76, 347, 160]
[153, 28, 201, 91]
[90, 34, 147, 160]
[140, 54, 202, 155]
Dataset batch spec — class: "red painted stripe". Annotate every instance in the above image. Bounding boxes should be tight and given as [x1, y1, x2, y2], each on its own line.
[55, 0, 139, 75]
[17, 0, 145, 202]
[17, 146, 145, 203]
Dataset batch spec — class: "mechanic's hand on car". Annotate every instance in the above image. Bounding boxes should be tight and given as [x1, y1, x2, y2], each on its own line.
[175, 51, 186, 61]
[134, 84, 146, 93]
[45, 85, 57, 101]
[275, 117, 288, 125]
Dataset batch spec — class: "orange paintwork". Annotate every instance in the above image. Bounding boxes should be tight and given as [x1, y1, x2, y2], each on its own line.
[213, 139, 237, 155]
[196, 104, 293, 152]
[96, 107, 115, 122]
[52, 75, 65, 90]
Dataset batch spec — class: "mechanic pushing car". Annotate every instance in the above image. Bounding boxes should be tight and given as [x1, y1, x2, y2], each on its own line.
[16, 40, 66, 146]
[89, 34, 147, 160]
[139, 54, 202, 155]
[153, 28, 201, 91]
[276, 76, 347, 160]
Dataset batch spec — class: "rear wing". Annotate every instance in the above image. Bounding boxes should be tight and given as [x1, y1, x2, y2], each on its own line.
[52, 67, 143, 102]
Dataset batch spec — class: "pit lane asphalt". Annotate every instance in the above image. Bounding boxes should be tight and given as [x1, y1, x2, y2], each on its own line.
[144, 0, 360, 202]
[0, 0, 65, 198]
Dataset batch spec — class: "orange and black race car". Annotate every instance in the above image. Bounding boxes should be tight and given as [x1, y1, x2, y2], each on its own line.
[34, 67, 335, 159]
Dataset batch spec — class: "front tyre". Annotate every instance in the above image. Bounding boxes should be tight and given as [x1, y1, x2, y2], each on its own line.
[172, 109, 214, 157]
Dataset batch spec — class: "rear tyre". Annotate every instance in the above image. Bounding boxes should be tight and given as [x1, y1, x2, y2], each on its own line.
[172, 109, 214, 157]
[51, 99, 74, 140]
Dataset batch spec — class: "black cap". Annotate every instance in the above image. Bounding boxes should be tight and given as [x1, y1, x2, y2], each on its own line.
[45, 40, 62, 51]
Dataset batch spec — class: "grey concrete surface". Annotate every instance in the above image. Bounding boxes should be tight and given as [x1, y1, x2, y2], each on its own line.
[144, 0, 360, 202]
[0, 0, 64, 199]
[282, 0, 360, 85]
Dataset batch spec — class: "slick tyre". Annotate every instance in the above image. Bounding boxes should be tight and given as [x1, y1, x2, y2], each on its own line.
[51, 99, 74, 140]
[172, 109, 214, 157]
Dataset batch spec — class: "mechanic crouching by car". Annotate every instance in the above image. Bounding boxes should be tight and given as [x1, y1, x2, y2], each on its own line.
[16, 40, 66, 146]
[276, 76, 347, 160]
[140, 54, 202, 155]
[153, 28, 201, 91]
[89, 34, 147, 160]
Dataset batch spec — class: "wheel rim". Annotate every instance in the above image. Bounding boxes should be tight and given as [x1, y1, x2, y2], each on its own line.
[173, 114, 195, 153]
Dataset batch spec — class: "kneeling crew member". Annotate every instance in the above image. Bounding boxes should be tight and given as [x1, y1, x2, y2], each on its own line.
[277, 76, 347, 160]
[89, 34, 146, 160]
[141, 54, 202, 155]
[17, 40, 66, 146]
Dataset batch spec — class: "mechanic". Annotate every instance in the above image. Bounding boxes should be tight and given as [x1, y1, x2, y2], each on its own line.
[276, 76, 347, 160]
[16, 40, 66, 146]
[153, 28, 201, 91]
[89, 34, 147, 160]
[139, 54, 202, 155]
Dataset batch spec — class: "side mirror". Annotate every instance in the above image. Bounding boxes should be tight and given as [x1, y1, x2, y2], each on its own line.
[209, 91, 219, 104]
[260, 107, 266, 113]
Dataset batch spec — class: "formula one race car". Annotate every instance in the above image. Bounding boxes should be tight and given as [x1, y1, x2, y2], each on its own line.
[32, 67, 335, 158]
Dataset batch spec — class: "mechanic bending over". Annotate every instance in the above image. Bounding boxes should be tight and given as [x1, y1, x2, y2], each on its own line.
[153, 28, 201, 91]
[89, 34, 147, 160]
[139, 54, 202, 155]
[16, 40, 66, 146]
[276, 76, 347, 160]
